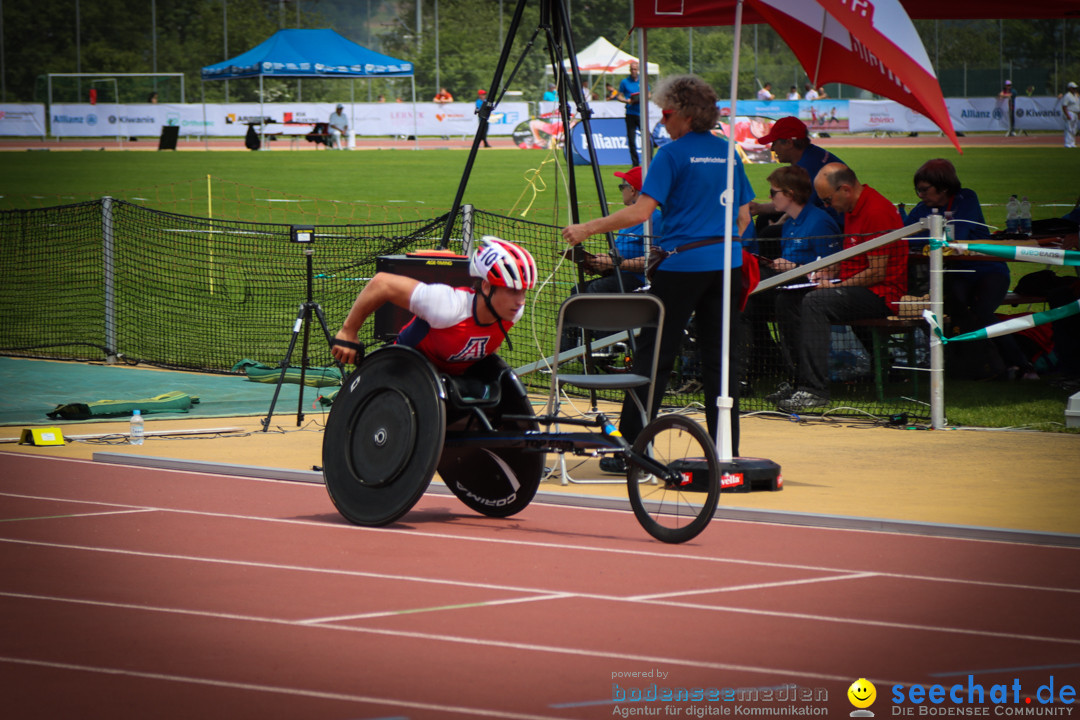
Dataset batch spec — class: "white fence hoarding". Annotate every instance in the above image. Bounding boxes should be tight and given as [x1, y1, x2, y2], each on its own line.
[2, 97, 1069, 138]
[0, 104, 47, 137]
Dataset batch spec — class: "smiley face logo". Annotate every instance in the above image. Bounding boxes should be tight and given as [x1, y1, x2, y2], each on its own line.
[848, 678, 877, 709]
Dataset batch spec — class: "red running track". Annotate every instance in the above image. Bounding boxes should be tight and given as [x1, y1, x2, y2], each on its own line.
[1, 452, 1078, 720]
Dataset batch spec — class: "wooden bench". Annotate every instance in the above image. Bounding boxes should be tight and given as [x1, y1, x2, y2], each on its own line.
[1000, 292, 1047, 309]
[849, 316, 924, 402]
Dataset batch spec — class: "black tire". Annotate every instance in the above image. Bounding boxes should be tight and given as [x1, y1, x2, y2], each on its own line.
[627, 414, 720, 543]
[439, 359, 544, 518]
[322, 346, 446, 526]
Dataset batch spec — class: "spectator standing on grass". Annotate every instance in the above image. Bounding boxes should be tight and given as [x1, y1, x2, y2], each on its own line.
[771, 164, 906, 413]
[804, 84, 819, 101]
[542, 84, 559, 102]
[618, 61, 643, 167]
[998, 80, 1017, 137]
[1062, 82, 1079, 149]
[786, 86, 800, 101]
[475, 89, 491, 148]
[433, 87, 454, 104]
[328, 104, 349, 149]
[757, 82, 775, 101]
[563, 74, 754, 468]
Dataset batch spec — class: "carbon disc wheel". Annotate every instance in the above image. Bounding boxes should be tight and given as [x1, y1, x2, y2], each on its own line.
[439, 359, 544, 518]
[627, 414, 720, 543]
[323, 346, 446, 526]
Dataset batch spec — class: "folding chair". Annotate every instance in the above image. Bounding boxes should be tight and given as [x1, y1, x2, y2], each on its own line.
[546, 293, 665, 484]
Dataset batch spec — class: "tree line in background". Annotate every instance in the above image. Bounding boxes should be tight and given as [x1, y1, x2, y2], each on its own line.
[3, 0, 1078, 106]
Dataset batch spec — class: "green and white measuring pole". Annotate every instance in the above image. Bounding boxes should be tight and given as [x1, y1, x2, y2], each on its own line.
[930, 240, 1080, 267]
[925, 300, 1080, 345]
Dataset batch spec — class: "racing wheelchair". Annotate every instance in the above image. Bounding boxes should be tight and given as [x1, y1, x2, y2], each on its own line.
[322, 294, 721, 544]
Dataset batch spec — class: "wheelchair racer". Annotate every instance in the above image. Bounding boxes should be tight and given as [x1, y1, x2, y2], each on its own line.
[331, 236, 538, 375]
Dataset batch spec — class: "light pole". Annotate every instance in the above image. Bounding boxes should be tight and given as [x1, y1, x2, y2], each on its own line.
[434, 0, 440, 93]
[223, 0, 229, 102]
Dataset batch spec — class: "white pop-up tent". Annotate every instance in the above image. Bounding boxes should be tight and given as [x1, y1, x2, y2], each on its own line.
[549, 35, 659, 85]
[563, 36, 659, 75]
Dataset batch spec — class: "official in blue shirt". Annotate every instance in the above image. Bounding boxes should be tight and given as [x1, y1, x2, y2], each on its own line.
[576, 165, 662, 292]
[904, 158, 1036, 378]
[563, 74, 754, 463]
[618, 61, 642, 166]
[744, 166, 841, 396]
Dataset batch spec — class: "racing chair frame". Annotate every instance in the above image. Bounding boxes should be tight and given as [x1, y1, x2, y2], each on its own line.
[546, 293, 664, 485]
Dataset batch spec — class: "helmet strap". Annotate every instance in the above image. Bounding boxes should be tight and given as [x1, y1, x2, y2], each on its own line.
[481, 284, 514, 351]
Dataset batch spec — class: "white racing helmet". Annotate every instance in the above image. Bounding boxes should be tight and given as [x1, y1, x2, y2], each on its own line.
[469, 236, 537, 290]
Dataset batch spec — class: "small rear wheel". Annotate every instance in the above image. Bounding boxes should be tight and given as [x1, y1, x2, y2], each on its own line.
[627, 414, 719, 543]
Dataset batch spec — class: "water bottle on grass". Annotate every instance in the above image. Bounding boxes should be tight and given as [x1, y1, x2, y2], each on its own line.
[1019, 196, 1032, 236]
[1005, 195, 1020, 234]
[129, 409, 144, 445]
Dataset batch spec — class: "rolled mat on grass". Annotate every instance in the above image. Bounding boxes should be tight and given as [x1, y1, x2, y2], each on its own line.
[47, 391, 199, 420]
[232, 359, 342, 388]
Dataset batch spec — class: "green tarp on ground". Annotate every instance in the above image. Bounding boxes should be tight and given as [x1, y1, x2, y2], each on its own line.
[0, 357, 340, 426]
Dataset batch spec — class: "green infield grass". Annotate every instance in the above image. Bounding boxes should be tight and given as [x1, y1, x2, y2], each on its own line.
[2, 144, 1078, 432]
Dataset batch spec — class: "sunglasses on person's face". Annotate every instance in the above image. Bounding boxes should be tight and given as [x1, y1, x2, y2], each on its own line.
[618, 183, 633, 191]
[769, 188, 783, 198]
[820, 192, 836, 207]
[661, 108, 676, 122]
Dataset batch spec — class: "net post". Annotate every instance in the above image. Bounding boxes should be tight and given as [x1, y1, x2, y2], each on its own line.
[928, 213, 946, 429]
[461, 204, 474, 255]
[102, 196, 118, 364]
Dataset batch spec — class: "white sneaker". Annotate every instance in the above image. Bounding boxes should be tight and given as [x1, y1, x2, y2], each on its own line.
[777, 390, 828, 412]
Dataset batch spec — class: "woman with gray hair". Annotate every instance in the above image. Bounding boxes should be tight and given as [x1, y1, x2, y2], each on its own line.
[563, 74, 755, 469]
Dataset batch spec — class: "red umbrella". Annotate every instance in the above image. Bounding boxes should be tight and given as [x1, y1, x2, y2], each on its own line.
[637, 0, 961, 151]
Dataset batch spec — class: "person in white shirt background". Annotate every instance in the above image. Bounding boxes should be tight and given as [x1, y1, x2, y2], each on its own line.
[757, 82, 775, 101]
[1062, 81, 1080, 149]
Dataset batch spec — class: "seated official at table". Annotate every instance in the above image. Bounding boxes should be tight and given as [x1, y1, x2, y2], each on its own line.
[744, 165, 841, 395]
[328, 104, 349, 149]
[904, 158, 1037, 380]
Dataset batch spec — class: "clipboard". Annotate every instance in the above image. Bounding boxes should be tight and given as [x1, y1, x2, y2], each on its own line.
[561, 246, 597, 265]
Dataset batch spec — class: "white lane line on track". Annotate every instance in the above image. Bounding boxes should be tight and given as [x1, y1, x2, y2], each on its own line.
[2, 490, 1079, 597]
[2, 562, 1078, 647]
[0, 655, 568, 720]
[627, 572, 880, 600]
[0, 591, 861, 683]
[0, 508, 156, 523]
[299, 593, 576, 624]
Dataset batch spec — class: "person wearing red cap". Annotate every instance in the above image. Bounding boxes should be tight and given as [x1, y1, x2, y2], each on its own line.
[475, 89, 491, 147]
[752, 116, 844, 224]
[576, 166, 662, 293]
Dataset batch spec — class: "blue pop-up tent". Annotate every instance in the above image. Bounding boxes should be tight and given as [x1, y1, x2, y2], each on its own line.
[200, 29, 417, 146]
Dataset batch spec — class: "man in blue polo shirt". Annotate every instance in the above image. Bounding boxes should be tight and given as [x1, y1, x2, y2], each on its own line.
[618, 61, 642, 167]
[750, 116, 844, 226]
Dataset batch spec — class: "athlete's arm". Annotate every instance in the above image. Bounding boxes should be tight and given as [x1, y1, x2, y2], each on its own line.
[332, 273, 420, 364]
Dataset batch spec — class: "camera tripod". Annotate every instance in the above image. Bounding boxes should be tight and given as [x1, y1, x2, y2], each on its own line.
[260, 242, 344, 432]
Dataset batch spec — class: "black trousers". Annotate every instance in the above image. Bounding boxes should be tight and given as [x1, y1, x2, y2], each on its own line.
[619, 268, 743, 456]
[625, 114, 640, 166]
[775, 286, 889, 398]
